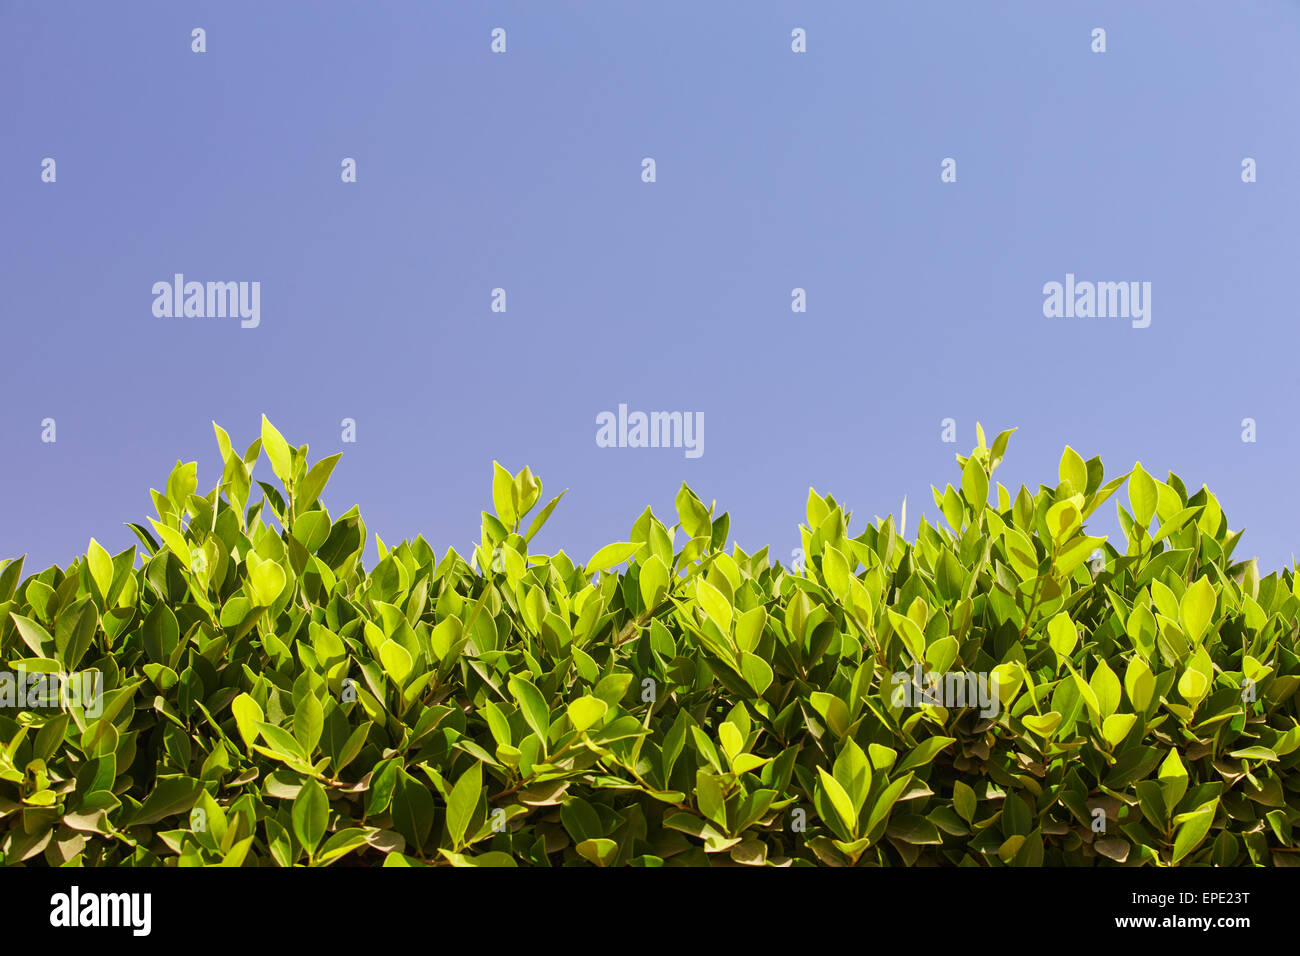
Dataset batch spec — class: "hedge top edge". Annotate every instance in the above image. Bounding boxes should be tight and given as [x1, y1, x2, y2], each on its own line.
[0, 417, 1296, 867]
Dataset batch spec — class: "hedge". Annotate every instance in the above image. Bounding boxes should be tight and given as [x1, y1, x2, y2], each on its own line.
[0, 417, 1297, 866]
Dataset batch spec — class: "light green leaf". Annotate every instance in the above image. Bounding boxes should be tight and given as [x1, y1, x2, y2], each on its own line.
[567, 695, 608, 733]
[148, 518, 191, 569]
[230, 693, 264, 747]
[887, 609, 927, 663]
[446, 762, 483, 851]
[1058, 446, 1088, 494]
[961, 456, 988, 513]
[86, 538, 114, 599]
[492, 461, 517, 527]
[378, 640, 413, 687]
[1090, 659, 1121, 720]
[575, 838, 619, 867]
[294, 692, 324, 755]
[1129, 462, 1157, 528]
[1171, 801, 1217, 864]
[246, 552, 287, 607]
[638, 554, 669, 610]
[696, 578, 732, 634]
[1047, 612, 1077, 661]
[821, 545, 851, 600]
[1124, 656, 1155, 711]
[1101, 713, 1137, 748]
[718, 722, 744, 763]
[735, 606, 766, 654]
[1179, 576, 1215, 645]
[1023, 712, 1062, 739]
[292, 778, 328, 859]
[585, 541, 641, 575]
[896, 736, 956, 774]
[817, 766, 858, 836]
[297, 453, 341, 511]
[261, 415, 294, 486]
[508, 675, 551, 745]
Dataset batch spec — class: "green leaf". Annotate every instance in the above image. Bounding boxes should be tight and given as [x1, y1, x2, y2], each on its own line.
[1000, 526, 1039, 581]
[294, 692, 324, 755]
[696, 578, 732, 633]
[638, 554, 670, 610]
[1179, 576, 1215, 645]
[513, 466, 541, 517]
[439, 849, 517, 867]
[1177, 665, 1210, 707]
[675, 485, 711, 538]
[148, 518, 191, 568]
[806, 488, 829, 529]
[10, 613, 54, 658]
[1129, 462, 1157, 528]
[261, 415, 294, 486]
[1101, 713, 1137, 748]
[508, 676, 551, 745]
[1058, 446, 1088, 494]
[735, 606, 766, 654]
[130, 776, 202, 827]
[886, 609, 926, 663]
[1159, 749, 1189, 814]
[86, 538, 114, 600]
[213, 421, 233, 462]
[292, 778, 329, 860]
[718, 722, 744, 763]
[316, 828, 375, 866]
[142, 601, 179, 663]
[1124, 656, 1155, 711]
[809, 692, 850, 738]
[952, 780, 976, 823]
[1090, 659, 1121, 720]
[1056, 534, 1105, 576]
[739, 653, 773, 696]
[575, 838, 620, 867]
[821, 545, 851, 600]
[1023, 712, 1062, 739]
[1047, 612, 1077, 661]
[864, 773, 913, 837]
[297, 453, 341, 511]
[379, 640, 413, 688]
[896, 736, 956, 774]
[446, 762, 483, 851]
[568, 695, 608, 733]
[832, 738, 872, 815]
[255, 721, 310, 763]
[365, 759, 399, 816]
[165, 460, 198, 511]
[1171, 801, 1217, 864]
[817, 767, 858, 836]
[492, 461, 518, 527]
[1226, 746, 1278, 762]
[524, 490, 567, 543]
[961, 456, 988, 513]
[246, 552, 287, 607]
[230, 693, 264, 747]
[585, 541, 641, 575]
[1045, 500, 1081, 543]
[392, 773, 435, 851]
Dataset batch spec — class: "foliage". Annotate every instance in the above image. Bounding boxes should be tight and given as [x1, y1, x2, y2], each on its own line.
[1, 418, 1297, 866]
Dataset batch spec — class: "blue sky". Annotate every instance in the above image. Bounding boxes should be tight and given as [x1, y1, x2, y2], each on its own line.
[3, 1, 1298, 573]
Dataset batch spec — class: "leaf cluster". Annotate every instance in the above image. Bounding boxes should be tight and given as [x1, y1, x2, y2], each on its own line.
[0, 420, 1297, 866]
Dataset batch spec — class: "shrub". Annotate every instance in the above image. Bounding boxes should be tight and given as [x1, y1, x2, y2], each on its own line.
[1, 418, 1297, 866]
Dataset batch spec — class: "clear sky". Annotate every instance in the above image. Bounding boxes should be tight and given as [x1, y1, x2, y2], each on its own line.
[3, 1, 1298, 574]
